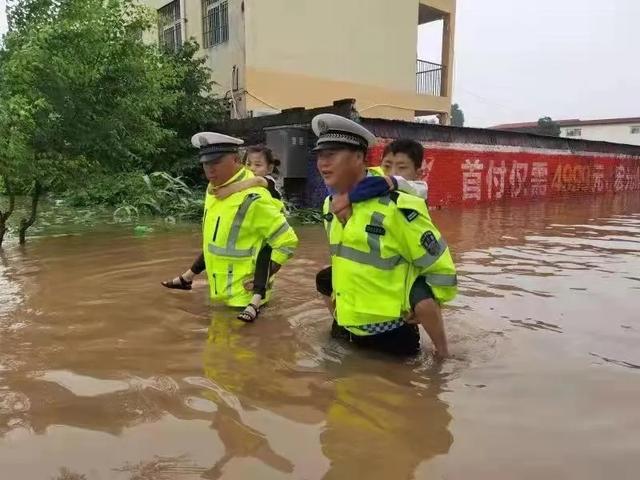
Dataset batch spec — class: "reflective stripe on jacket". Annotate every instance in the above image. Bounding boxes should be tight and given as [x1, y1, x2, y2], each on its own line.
[323, 190, 456, 335]
[203, 168, 298, 307]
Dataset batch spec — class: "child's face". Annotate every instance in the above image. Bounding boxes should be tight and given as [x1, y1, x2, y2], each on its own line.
[380, 153, 421, 180]
[246, 152, 272, 177]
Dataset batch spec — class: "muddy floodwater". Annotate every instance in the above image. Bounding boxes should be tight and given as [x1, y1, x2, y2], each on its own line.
[1, 193, 639, 480]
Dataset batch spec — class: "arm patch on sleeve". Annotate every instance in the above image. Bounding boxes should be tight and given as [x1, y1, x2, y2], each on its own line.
[401, 209, 419, 222]
[421, 231, 441, 255]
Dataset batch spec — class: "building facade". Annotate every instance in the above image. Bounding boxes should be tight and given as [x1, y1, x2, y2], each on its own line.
[144, 0, 456, 122]
[216, 101, 640, 208]
[493, 117, 640, 146]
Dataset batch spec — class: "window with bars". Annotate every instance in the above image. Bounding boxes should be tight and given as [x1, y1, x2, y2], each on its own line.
[203, 0, 229, 48]
[566, 128, 582, 137]
[158, 1, 182, 52]
[630, 126, 640, 135]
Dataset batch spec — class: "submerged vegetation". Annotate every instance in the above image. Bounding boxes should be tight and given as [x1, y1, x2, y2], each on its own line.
[64, 171, 204, 223]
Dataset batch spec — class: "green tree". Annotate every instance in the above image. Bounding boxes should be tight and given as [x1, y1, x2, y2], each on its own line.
[450, 103, 465, 127]
[0, 96, 37, 244]
[0, 0, 224, 246]
[152, 40, 228, 178]
[536, 116, 561, 137]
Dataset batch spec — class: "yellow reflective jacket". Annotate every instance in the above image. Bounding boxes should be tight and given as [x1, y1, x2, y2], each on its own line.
[323, 191, 457, 335]
[203, 168, 298, 307]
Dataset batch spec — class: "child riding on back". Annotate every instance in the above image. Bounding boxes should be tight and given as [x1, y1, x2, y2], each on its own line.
[162, 146, 283, 323]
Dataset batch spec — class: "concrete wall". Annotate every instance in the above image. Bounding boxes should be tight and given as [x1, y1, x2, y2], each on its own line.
[359, 119, 640, 208]
[560, 123, 640, 146]
[300, 135, 640, 208]
[215, 101, 640, 208]
[366, 141, 640, 209]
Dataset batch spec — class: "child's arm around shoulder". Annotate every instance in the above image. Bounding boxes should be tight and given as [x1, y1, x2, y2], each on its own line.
[394, 177, 428, 200]
[214, 176, 267, 200]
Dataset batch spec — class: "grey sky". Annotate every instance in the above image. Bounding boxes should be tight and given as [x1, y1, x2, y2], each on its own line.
[2, 0, 638, 128]
[419, 0, 640, 127]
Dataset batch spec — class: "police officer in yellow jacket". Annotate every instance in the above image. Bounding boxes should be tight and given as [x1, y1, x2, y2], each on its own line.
[313, 115, 457, 358]
[193, 132, 298, 308]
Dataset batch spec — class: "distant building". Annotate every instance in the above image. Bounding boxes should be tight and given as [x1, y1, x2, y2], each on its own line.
[142, 0, 456, 122]
[492, 117, 640, 146]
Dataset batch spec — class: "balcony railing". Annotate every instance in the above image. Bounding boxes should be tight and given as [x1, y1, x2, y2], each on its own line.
[416, 59, 443, 96]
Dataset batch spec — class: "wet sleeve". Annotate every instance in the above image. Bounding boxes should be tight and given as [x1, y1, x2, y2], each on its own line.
[252, 196, 298, 266]
[348, 176, 397, 203]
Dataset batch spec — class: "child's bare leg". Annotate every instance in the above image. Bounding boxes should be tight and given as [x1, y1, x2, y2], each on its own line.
[162, 253, 205, 290]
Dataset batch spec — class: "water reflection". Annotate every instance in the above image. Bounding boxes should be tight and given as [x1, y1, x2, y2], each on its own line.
[201, 309, 452, 479]
[319, 363, 452, 479]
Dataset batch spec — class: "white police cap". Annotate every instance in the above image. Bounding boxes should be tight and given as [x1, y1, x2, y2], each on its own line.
[191, 132, 244, 163]
[312, 114, 376, 152]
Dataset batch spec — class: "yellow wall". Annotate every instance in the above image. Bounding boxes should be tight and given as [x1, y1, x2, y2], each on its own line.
[243, 0, 453, 119]
[245, 67, 450, 121]
[244, 0, 417, 93]
[142, 0, 455, 120]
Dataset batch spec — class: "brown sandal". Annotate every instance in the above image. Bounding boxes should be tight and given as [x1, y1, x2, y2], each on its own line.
[237, 304, 260, 323]
[161, 275, 193, 291]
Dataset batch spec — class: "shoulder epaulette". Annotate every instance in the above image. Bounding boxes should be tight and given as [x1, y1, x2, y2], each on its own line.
[390, 191, 420, 222]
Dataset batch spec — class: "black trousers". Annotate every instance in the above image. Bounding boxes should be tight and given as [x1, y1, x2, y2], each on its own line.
[316, 267, 435, 357]
[252, 245, 273, 299]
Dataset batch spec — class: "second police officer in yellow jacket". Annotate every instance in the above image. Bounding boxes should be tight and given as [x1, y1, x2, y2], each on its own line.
[312, 115, 457, 359]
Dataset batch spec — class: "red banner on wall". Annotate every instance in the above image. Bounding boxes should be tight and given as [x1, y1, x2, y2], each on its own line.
[368, 141, 640, 208]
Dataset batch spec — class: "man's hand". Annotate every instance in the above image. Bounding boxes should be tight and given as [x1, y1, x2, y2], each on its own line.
[432, 346, 449, 362]
[403, 311, 420, 325]
[331, 193, 352, 224]
[412, 299, 449, 361]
